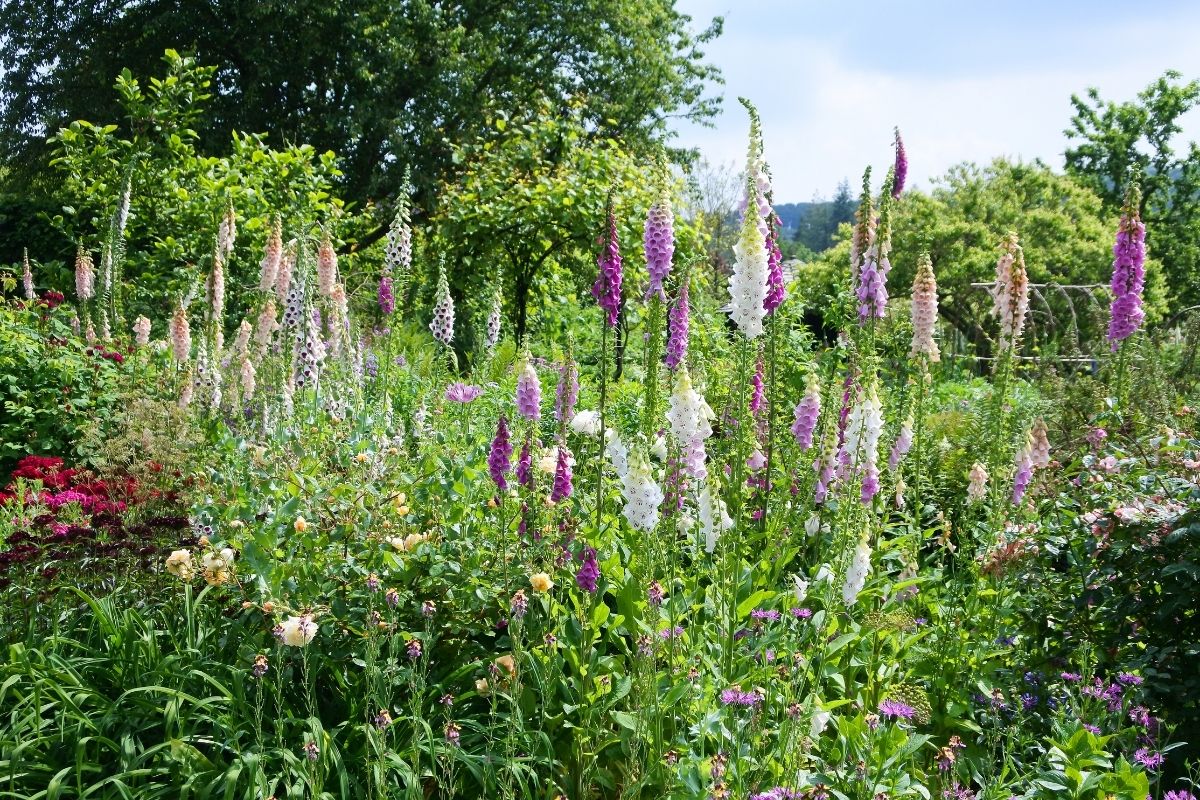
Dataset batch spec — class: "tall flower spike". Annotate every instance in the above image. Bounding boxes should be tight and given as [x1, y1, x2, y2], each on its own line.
[592, 200, 622, 326]
[555, 357, 579, 425]
[621, 447, 664, 532]
[892, 128, 907, 199]
[132, 315, 151, 347]
[551, 442, 574, 502]
[275, 241, 295, 302]
[1029, 418, 1050, 468]
[489, 416, 513, 491]
[485, 289, 503, 352]
[728, 99, 769, 339]
[850, 169, 875, 286]
[259, 218, 282, 292]
[429, 259, 455, 347]
[378, 276, 395, 315]
[317, 230, 337, 298]
[643, 179, 674, 301]
[385, 175, 414, 305]
[910, 251, 940, 362]
[1012, 436, 1034, 505]
[856, 172, 894, 322]
[791, 373, 821, 450]
[764, 212, 786, 313]
[992, 232, 1029, 352]
[170, 305, 191, 363]
[516, 436, 534, 487]
[217, 205, 236, 264]
[21, 248, 33, 300]
[75, 246, 95, 302]
[516, 357, 541, 420]
[1107, 181, 1146, 349]
[665, 274, 689, 370]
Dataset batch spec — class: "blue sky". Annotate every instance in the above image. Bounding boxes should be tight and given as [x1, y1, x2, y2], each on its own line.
[672, 0, 1200, 202]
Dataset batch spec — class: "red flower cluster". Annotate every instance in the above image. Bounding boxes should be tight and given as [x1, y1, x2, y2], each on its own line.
[0, 456, 189, 593]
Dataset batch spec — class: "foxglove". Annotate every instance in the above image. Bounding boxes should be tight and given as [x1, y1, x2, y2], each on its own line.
[643, 187, 674, 301]
[791, 374, 821, 450]
[910, 251, 940, 362]
[592, 203, 622, 326]
[992, 233, 1029, 352]
[516, 358, 541, 420]
[1107, 183, 1146, 348]
[429, 261, 454, 346]
[665, 276, 689, 369]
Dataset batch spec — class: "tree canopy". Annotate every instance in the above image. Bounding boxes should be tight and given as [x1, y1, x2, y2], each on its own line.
[1064, 70, 1200, 308]
[0, 0, 722, 214]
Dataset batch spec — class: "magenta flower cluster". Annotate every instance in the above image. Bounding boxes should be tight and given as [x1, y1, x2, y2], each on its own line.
[1107, 187, 1147, 349]
[643, 195, 674, 301]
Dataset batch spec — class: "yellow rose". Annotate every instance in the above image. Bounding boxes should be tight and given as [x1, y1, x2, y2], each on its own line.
[494, 654, 516, 678]
[529, 573, 554, 593]
[355, 452, 369, 464]
[294, 517, 308, 533]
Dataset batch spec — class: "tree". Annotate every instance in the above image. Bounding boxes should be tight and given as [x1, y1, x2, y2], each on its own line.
[47, 52, 347, 323]
[433, 101, 697, 349]
[0, 0, 723, 219]
[792, 180, 855, 254]
[1064, 71, 1200, 307]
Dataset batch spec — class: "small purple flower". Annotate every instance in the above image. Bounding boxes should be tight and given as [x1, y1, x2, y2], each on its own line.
[575, 547, 599, 593]
[1061, 672, 1082, 683]
[1165, 791, 1198, 800]
[1133, 748, 1164, 770]
[719, 688, 761, 708]
[445, 382, 482, 404]
[1083, 723, 1101, 735]
[751, 608, 781, 622]
[303, 741, 319, 761]
[1116, 672, 1143, 686]
[879, 699, 917, 720]
[647, 580, 665, 608]
[790, 607, 813, 619]
[1020, 693, 1038, 711]
[406, 638, 423, 660]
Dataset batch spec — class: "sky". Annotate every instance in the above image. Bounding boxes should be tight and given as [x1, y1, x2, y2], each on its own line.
[671, 0, 1200, 203]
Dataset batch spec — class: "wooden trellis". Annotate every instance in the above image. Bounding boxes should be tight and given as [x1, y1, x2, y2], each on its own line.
[946, 281, 1112, 366]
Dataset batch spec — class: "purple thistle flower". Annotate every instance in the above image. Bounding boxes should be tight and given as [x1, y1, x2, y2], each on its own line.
[575, 547, 599, 593]
[643, 191, 674, 301]
[764, 213, 786, 313]
[551, 444, 573, 502]
[1133, 748, 1164, 770]
[879, 698, 917, 720]
[445, 382, 482, 404]
[1107, 183, 1146, 349]
[665, 277, 689, 370]
[591, 203, 623, 327]
[516, 436, 534, 488]
[488, 416, 513, 491]
[378, 275, 395, 315]
[1165, 791, 1198, 800]
[516, 360, 541, 420]
[892, 128, 907, 199]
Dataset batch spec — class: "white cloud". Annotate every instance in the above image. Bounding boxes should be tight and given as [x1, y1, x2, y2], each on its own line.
[675, 6, 1200, 201]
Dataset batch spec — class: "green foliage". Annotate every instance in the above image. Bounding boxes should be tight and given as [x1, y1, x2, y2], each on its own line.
[0, 301, 126, 472]
[47, 51, 349, 323]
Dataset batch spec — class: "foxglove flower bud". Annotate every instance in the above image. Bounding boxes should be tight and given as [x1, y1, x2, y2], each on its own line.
[910, 251, 940, 362]
[992, 232, 1029, 352]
